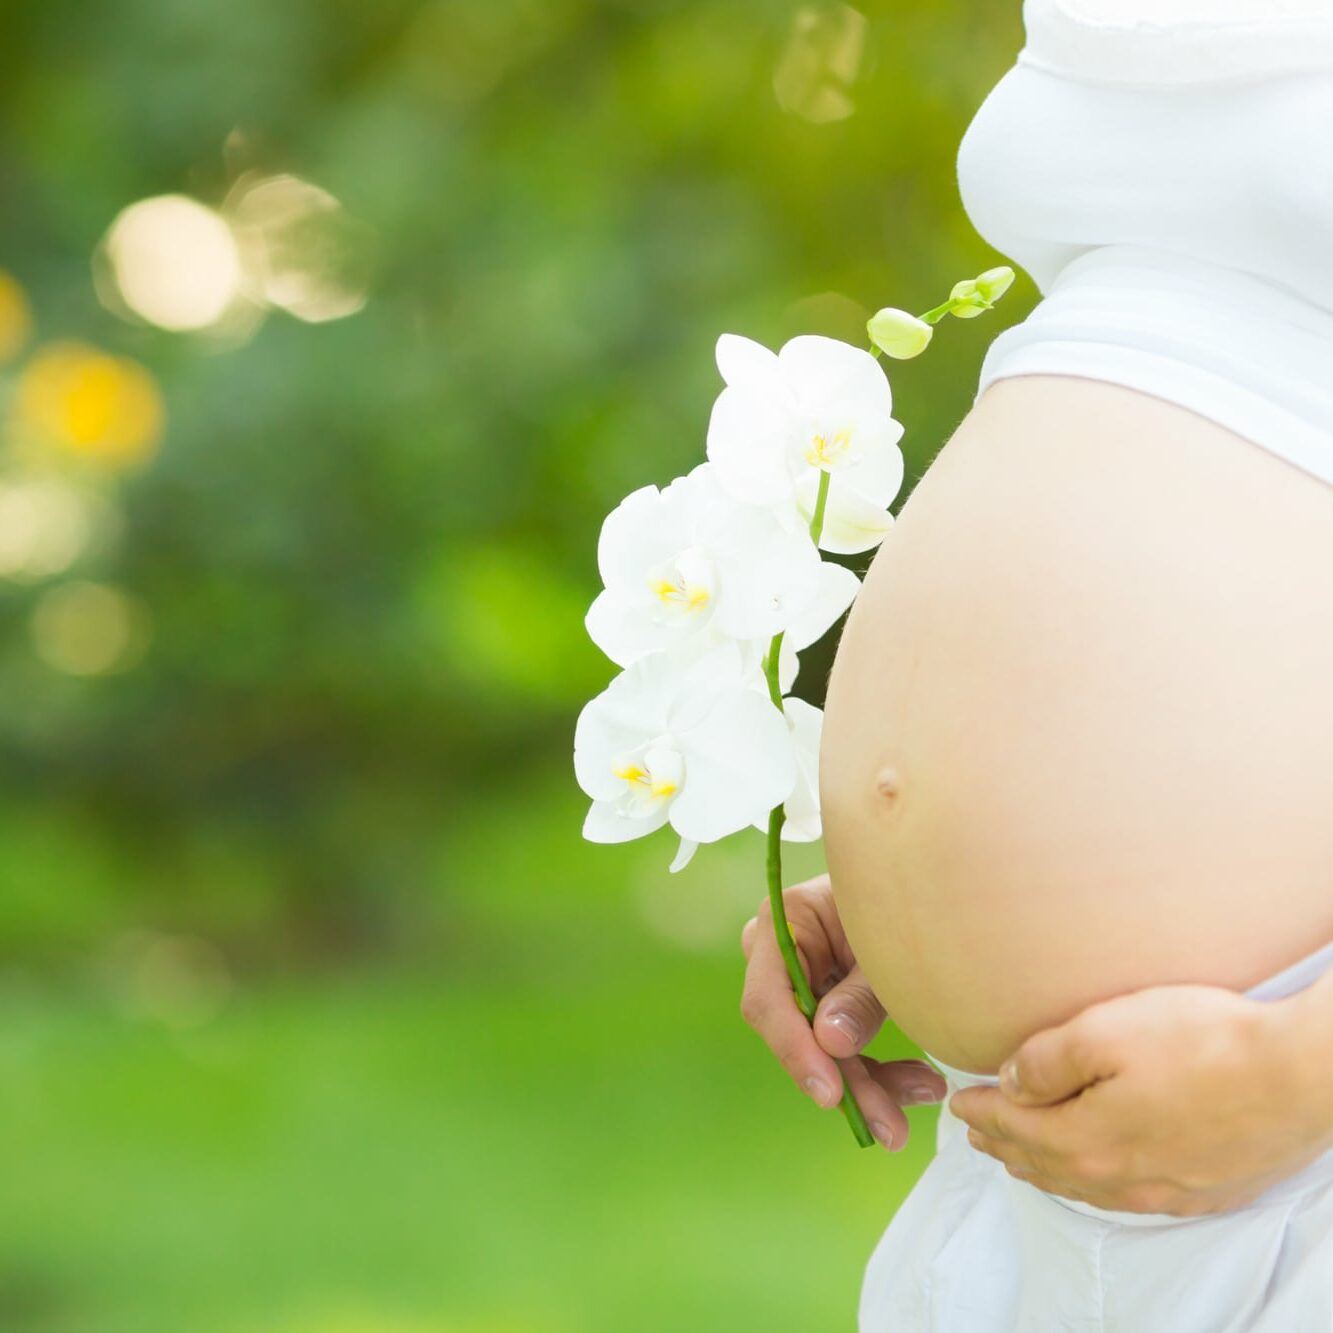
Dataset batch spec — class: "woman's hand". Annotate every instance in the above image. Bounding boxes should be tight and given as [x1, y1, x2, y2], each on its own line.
[739, 872, 946, 1151]
[949, 983, 1333, 1215]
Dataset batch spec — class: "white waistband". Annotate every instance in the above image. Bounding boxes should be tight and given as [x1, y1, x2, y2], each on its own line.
[975, 244, 1333, 491]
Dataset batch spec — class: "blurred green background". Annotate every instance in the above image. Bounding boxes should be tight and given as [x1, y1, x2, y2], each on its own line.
[0, 2, 1030, 1329]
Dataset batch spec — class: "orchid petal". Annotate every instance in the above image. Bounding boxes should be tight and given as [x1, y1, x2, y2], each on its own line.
[777, 335, 895, 425]
[836, 421, 906, 507]
[706, 385, 800, 508]
[804, 477, 895, 555]
[664, 639, 750, 735]
[778, 637, 799, 694]
[785, 561, 860, 650]
[715, 333, 786, 397]
[668, 688, 796, 843]
[573, 657, 675, 799]
[584, 590, 671, 667]
[583, 798, 670, 844]
[779, 697, 823, 842]
[668, 837, 700, 873]
[711, 514, 821, 642]
[597, 485, 680, 593]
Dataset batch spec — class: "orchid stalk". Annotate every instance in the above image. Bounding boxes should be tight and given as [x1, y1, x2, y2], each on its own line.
[759, 464, 876, 1146]
[575, 264, 1015, 1149]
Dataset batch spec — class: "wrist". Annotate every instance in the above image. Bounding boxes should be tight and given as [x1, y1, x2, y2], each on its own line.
[1259, 971, 1333, 1149]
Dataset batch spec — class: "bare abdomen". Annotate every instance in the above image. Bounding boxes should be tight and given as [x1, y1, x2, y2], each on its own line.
[821, 374, 1333, 1073]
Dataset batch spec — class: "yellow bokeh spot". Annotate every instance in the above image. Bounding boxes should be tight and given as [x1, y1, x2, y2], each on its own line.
[30, 580, 152, 677]
[0, 270, 32, 364]
[15, 341, 164, 468]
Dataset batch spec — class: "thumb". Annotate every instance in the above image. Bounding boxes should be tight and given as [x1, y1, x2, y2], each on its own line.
[813, 965, 886, 1057]
[1002, 1014, 1114, 1106]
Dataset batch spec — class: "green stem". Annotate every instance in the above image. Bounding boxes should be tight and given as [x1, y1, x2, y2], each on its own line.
[763, 631, 785, 710]
[915, 299, 955, 325]
[760, 499, 873, 1146]
[917, 296, 993, 326]
[808, 469, 831, 548]
[766, 805, 875, 1148]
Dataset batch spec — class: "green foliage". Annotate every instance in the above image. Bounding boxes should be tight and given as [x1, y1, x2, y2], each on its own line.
[0, 0, 1027, 939]
[0, 2, 1025, 1325]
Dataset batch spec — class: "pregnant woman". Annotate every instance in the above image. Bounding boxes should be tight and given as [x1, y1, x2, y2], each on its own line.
[740, 0, 1333, 1327]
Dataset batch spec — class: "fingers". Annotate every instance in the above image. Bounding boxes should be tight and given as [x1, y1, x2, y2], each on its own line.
[862, 1056, 947, 1108]
[951, 1087, 1100, 1200]
[963, 1126, 1048, 1181]
[843, 1057, 946, 1152]
[740, 914, 843, 1110]
[739, 876, 888, 1116]
[740, 883, 842, 993]
[740, 878, 942, 1149]
[948, 1086, 1080, 1164]
[965, 1131, 1095, 1204]
[1002, 1007, 1122, 1107]
[812, 964, 887, 1058]
[840, 1056, 908, 1151]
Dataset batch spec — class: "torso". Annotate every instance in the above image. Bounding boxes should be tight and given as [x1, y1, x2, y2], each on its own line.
[820, 374, 1333, 1073]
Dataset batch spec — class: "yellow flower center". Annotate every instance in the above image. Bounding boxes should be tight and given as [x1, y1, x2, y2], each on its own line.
[650, 578, 710, 610]
[613, 763, 678, 800]
[805, 427, 854, 470]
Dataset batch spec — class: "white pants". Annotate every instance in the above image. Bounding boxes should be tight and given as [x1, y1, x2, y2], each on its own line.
[859, 940, 1333, 1332]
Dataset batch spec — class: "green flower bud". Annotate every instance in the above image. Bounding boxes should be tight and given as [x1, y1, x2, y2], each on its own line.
[947, 277, 986, 318]
[867, 307, 933, 359]
[975, 265, 1015, 303]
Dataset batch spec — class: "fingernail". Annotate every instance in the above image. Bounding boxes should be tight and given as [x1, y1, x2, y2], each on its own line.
[870, 1120, 898, 1151]
[802, 1076, 837, 1108]
[826, 1011, 862, 1046]
[1000, 1059, 1021, 1097]
[900, 1081, 943, 1106]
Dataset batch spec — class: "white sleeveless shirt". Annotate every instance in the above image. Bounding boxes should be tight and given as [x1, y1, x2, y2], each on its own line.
[958, 0, 1333, 484]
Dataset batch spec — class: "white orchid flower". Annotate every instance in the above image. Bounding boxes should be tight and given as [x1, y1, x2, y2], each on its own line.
[585, 462, 845, 668]
[705, 333, 906, 555]
[736, 559, 861, 694]
[574, 643, 797, 872]
[775, 696, 823, 842]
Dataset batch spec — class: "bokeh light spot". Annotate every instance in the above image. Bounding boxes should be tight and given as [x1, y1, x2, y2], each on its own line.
[0, 478, 95, 581]
[227, 174, 374, 323]
[773, 4, 868, 124]
[0, 269, 33, 363]
[30, 580, 152, 676]
[104, 930, 233, 1029]
[101, 194, 246, 332]
[779, 290, 873, 346]
[15, 341, 165, 468]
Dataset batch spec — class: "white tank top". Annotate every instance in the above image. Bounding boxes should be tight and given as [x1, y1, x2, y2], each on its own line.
[958, 0, 1333, 486]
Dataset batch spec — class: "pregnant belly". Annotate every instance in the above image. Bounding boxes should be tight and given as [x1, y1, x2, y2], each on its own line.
[820, 373, 1333, 1074]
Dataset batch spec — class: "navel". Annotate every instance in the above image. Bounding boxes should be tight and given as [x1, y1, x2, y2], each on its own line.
[875, 766, 903, 805]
